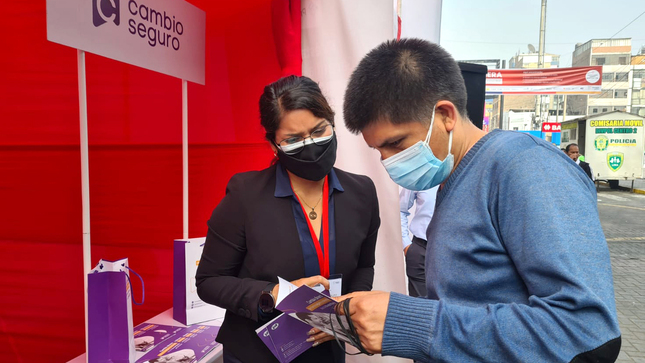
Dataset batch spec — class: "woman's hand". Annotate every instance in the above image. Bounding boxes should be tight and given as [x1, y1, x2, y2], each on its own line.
[292, 275, 330, 289]
[306, 328, 335, 347]
[271, 275, 330, 299]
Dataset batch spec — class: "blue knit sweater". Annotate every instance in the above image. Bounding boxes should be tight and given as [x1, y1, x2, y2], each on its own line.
[382, 130, 621, 362]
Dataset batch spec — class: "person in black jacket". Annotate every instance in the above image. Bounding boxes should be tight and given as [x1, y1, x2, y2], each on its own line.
[196, 75, 380, 363]
[566, 143, 593, 180]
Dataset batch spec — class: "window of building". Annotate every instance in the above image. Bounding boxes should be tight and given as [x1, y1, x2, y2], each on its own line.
[634, 70, 645, 79]
[633, 107, 645, 117]
[614, 89, 628, 98]
[591, 89, 613, 98]
[619, 57, 627, 65]
[596, 57, 606, 65]
[561, 131, 570, 142]
[615, 72, 629, 82]
[570, 128, 577, 140]
[588, 107, 609, 114]
[512, 127, 518, 131]
[602, 72, 614, 82]
[633, 89, 645, 104]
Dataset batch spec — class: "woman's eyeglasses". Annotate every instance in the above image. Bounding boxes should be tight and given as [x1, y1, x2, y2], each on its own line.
[277, 123, 334, 155]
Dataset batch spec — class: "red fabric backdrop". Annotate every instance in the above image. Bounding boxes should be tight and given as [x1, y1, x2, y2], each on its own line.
[0, 0, 300, 361]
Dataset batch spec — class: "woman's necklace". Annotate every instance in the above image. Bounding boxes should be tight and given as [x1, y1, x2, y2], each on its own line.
[294, 187, 324, 220]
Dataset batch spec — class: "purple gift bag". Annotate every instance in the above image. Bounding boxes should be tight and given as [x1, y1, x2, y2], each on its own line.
[173, 238, 222, 325]
[88, 258, 144, 363]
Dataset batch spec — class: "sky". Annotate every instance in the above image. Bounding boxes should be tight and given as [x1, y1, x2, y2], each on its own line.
[440, 0, 645, 67]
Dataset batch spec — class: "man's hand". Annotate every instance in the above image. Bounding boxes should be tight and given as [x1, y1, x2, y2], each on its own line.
[404, 245, 410, 256]
[336, 291, 391, 354]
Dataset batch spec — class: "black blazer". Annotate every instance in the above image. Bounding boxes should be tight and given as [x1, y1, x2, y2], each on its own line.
[196, 164, 380, 363]
[579, 161, 593, 180]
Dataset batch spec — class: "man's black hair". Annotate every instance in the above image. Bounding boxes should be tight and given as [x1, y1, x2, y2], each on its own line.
[565, 143, 578, 153]
[343, 38, 468, 134]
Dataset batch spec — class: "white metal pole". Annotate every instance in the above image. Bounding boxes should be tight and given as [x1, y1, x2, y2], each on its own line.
[77, 49, 91, 363]
[537, 0, 547, 125]
[182, 80, 189, 240]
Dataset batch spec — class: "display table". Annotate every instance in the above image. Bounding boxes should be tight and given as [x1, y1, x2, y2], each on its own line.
[67, 307, 226, 363]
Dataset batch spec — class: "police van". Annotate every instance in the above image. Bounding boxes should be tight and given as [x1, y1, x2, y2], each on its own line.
[560, 111, 644, 189]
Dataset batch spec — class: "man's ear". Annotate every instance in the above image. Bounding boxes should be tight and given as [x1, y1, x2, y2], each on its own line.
[435, 101, 459, 132]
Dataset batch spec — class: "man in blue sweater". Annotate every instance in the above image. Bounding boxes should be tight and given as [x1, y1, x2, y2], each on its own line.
[339, 38, 621, 362]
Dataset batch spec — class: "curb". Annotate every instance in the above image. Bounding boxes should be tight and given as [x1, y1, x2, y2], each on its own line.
[596, 181, 645, 195]
[615, 186, 645, 195]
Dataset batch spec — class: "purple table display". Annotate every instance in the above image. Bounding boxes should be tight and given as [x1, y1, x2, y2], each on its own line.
[133, 323, 186, 352]
[136, 325, 220, 363]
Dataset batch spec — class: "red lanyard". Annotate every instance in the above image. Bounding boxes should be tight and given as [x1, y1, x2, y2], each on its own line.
[292, 177, 330, 278]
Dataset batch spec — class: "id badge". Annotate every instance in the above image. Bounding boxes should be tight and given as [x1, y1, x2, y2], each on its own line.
[328, 274, 342, 298]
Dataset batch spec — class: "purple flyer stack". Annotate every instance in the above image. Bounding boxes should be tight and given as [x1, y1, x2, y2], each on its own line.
[136, 325, 220, 363]
[133, 323, 185, 352]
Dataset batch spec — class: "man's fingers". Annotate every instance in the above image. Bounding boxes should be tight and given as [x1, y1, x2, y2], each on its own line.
[334, 293, 354, 303]
[335, 298, 350, 316]
[335, 290, 370, 303]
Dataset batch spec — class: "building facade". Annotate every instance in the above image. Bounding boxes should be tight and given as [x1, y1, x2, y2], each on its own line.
[508, 52, 560, 69]
[488, 52, 562, 131]
[568, 38, 645, 118]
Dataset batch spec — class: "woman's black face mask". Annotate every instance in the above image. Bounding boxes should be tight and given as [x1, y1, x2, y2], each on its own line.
[275, 134, 337, 181]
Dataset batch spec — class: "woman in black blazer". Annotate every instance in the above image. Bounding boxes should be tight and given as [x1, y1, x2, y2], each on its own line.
[196, 75, 380, 363]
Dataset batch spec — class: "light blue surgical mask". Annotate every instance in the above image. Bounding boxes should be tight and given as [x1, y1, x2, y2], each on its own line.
[381, 106, 454, 191]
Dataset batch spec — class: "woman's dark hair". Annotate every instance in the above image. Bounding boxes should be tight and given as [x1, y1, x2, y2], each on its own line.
[259, 75, 335, 142]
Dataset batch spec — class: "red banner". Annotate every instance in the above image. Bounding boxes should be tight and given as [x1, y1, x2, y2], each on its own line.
[486, 66, 602, 95]
[542, 122, 562, 132]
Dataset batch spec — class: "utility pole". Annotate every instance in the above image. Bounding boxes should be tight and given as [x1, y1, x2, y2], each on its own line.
[537, 0, 547, 126]
[499, 60, 505, 129]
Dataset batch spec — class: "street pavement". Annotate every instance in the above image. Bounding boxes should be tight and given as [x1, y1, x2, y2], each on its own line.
[618, 176, 645, 193]
[597, 186, 645, 362]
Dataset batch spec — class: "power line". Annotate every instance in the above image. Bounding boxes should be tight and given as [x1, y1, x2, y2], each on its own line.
[442, 39, 645, 46]
[609, 9, 645, 39]
[442, 39, 579, 45]
[585, 10, 645, 112]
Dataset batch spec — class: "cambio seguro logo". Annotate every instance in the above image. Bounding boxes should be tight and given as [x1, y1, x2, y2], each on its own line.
[92, 0, 184, 51]
[93, 0, 120, 27]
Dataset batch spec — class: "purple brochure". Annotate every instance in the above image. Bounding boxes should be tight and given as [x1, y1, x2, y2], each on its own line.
[133, 323, 186, 352]
[256, 322, 280, 358]
[276, 285, 353, 345]
[136, 325, 220, 363]
[287, 312, 352, 344]
[276, 285, 337, 314]
[256, 284, 357, 362]
[256, 314, 314, 363]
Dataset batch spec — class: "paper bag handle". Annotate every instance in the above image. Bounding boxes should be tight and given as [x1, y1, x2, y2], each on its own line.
[124, 265, 145, 306]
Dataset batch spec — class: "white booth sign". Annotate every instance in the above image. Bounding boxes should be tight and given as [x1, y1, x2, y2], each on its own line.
[47, 0, 206, 84]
